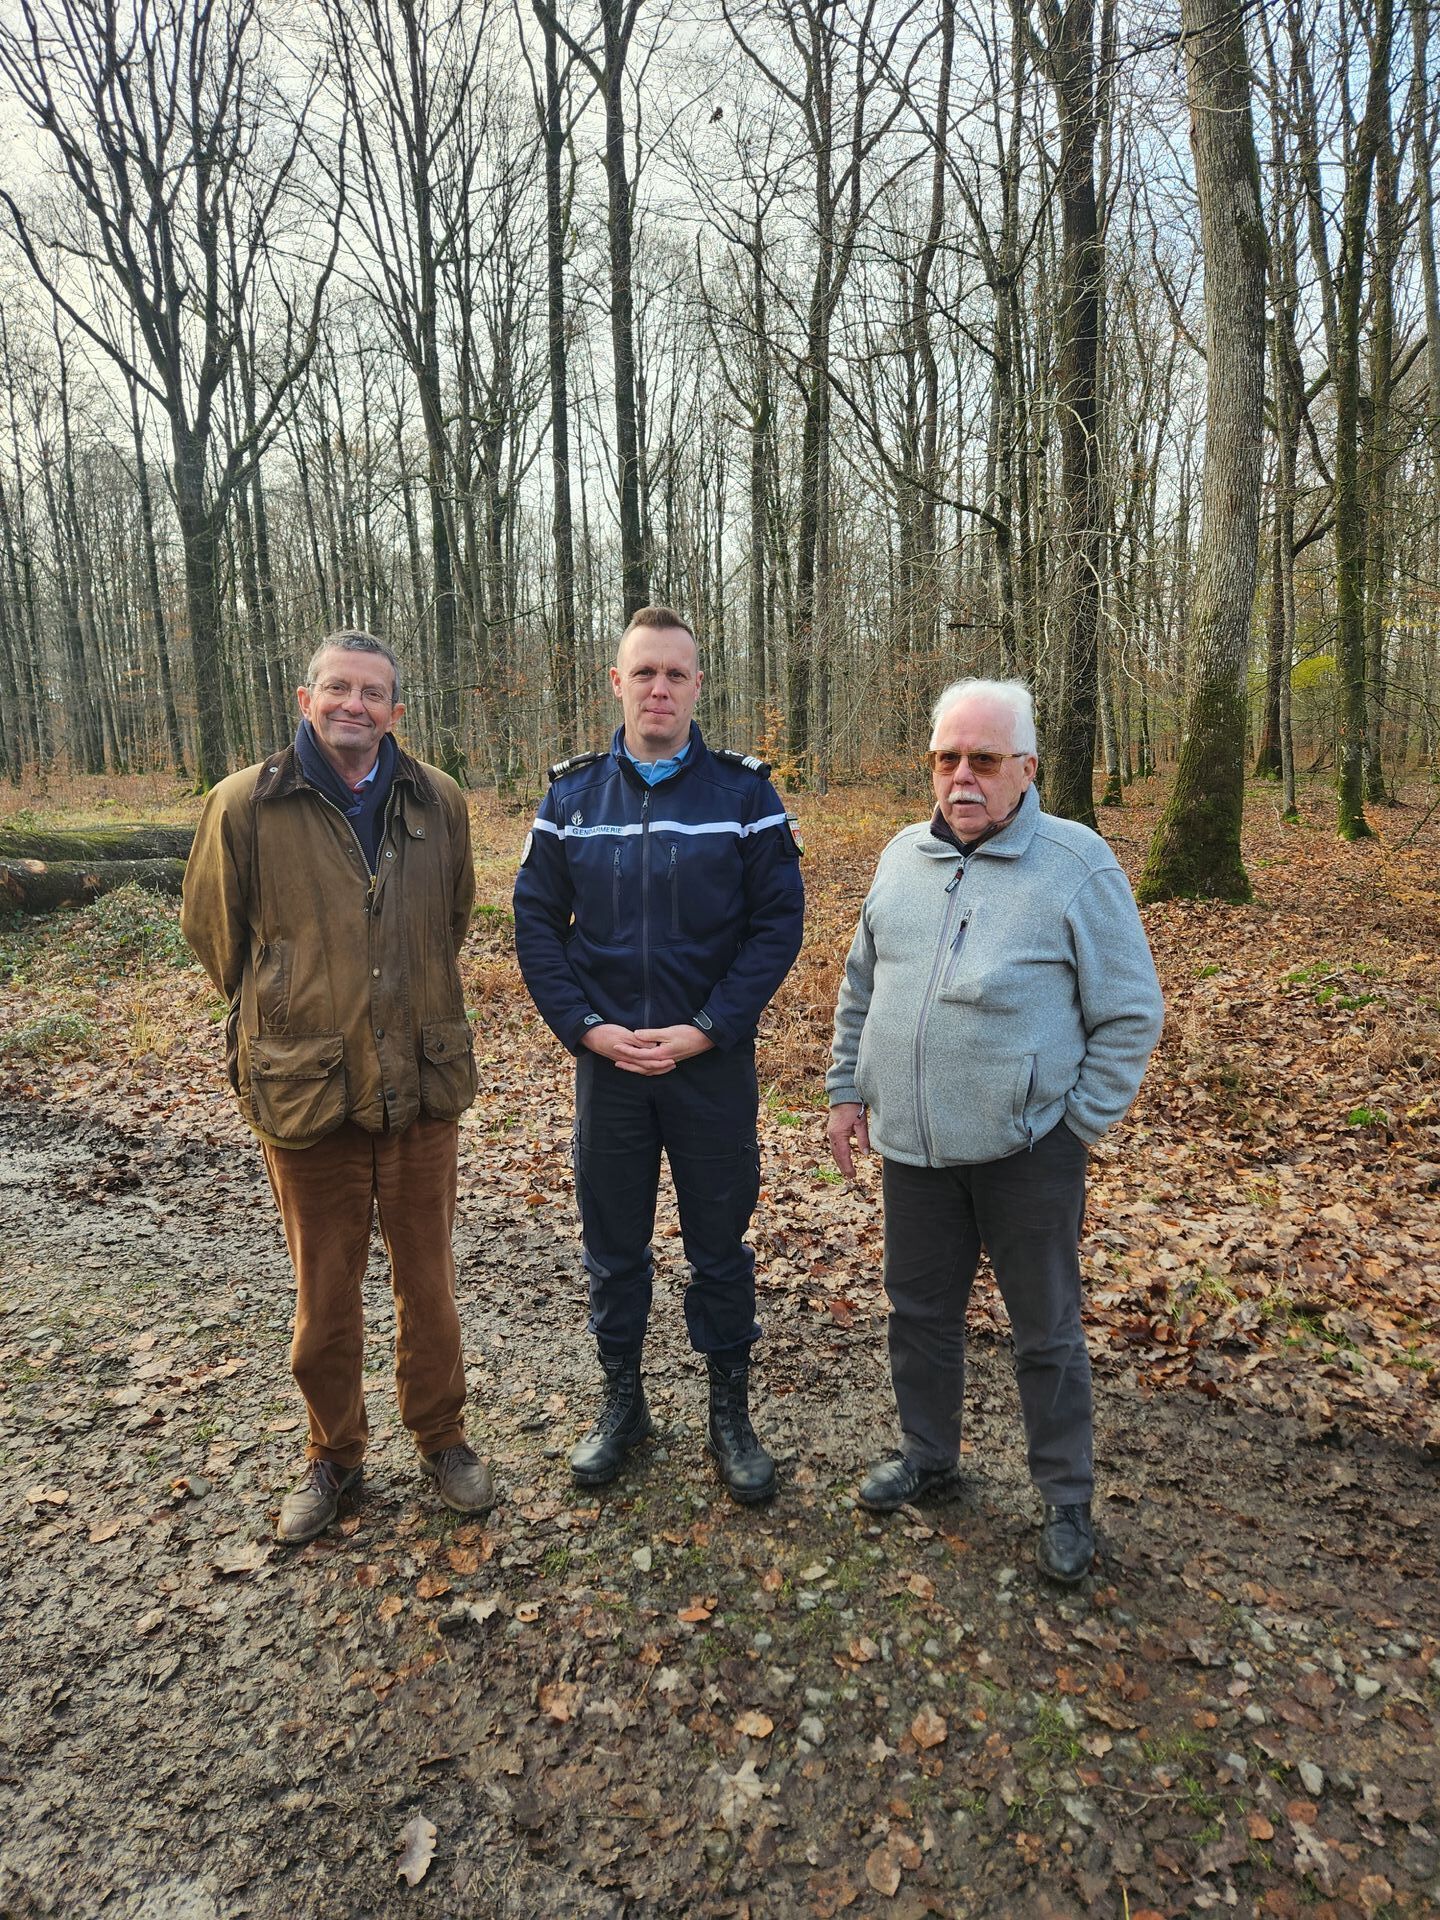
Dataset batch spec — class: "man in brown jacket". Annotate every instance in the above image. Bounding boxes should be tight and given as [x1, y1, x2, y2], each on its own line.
[182, 631, 493, 1543]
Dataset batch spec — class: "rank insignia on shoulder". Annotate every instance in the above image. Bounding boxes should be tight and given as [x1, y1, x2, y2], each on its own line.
[715, 747, 772, 776]
[546, 749, 605, 784]
[785, 811, 805, 856]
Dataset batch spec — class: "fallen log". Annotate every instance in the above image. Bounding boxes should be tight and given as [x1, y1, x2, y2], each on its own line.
[0, 823, 195, 864]
[0, 858, 187, 915]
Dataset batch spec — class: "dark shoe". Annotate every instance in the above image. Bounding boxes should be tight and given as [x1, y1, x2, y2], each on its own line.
[276, 1459, 362, 1545]
[706, 1358, 777, 1505]
[857, 1450, 961, 1513]
[570, 1351, 654, 1486]
[421, 1442, 495, 1516]
[1037, 1502, 1095, 1584]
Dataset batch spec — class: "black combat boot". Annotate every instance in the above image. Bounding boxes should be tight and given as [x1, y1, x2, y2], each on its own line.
[1037, 1502, 1096, 1584]
[570, 1351, 654, 1486]
[706, 1357, 777, 1504]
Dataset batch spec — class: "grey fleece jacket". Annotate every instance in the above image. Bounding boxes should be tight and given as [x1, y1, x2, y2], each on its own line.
[826, 786, 1164, 1166]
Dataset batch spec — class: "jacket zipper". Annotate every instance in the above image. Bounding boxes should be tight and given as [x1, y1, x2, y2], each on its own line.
[912, 859, 965, 1162]
[612, 846, 623, 939]
[640, 787, 652, 1027]
[668, 843, 679, 936]
[316, 792, 379, 905]
[939, 910, 972, 990]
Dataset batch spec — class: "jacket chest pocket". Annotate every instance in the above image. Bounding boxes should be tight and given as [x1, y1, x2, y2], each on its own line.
[665, 843, 680, 938]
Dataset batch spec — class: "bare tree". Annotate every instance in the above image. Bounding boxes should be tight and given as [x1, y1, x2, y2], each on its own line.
[0, 0, 339, 787]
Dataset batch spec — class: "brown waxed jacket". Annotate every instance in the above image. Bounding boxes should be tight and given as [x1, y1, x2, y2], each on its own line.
[181, 741, 477, 1148]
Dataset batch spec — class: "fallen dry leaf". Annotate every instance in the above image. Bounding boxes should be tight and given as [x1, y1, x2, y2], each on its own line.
[848, 1636, 879, 1663]
[25, 1486, 69, 1507]
[677, 1598, 715, 1623]
[88, 1518, 123, 1542]
[213, 1540, 272, 1578]
[708, 1758, 768, 1830]
[134, 1608, 165, 1636]
[760, 1568, 783, 1593]
[514, 1601, 543, 1623]
[416, 1573, 450, 1600]
[906, 1572, 935, 1601]
[539, 1680, 582, 1722]
[447, 1547, 480, 1574]
[395, 1811, 437, 1886]
[1246, 1811, 1274, 1841]
[734, 1709, 774, 1738]
[378, 1595, 404, 1622]
[910, 1704, 947, 1750]
[865, 1842, 903, 1897]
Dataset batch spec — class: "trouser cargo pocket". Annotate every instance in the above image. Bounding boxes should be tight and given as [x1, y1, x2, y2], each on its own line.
[420, 1018, 478, 1119]
[247, 1031, 347, 1142]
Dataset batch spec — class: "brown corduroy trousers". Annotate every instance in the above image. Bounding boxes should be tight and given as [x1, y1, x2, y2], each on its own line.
[261, 1116, 467, 1470]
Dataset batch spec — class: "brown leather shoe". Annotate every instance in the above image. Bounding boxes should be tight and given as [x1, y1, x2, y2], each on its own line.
[276, 1459, 362, 1544]
[421, 1442, 495, 1515]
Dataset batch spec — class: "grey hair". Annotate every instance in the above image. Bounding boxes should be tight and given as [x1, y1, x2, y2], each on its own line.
[306, 630, 402, 704]
[929, 678, 1036, 754]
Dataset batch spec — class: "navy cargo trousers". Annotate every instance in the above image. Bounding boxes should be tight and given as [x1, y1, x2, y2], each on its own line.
[573, 1044, 763, 1363]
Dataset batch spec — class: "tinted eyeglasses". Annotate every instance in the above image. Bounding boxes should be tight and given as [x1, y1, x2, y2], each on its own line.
[924, 749, 1028, 777]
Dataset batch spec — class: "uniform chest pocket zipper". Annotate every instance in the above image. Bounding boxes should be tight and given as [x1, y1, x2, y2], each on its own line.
[667, 844, 679, 937]
[612, 846, 623, 939]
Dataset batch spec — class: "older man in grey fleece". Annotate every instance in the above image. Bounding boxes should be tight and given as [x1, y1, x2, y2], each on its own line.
[826, 678, 1163, 1583]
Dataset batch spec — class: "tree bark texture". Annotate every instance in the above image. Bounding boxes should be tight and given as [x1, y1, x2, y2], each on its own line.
[0, 858, 186, 914]
[1139, 0, 1265, 903]
[1036, 0, 1102, 828]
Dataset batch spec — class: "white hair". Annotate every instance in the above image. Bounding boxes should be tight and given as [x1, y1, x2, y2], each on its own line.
[929, 678, 1036, 754]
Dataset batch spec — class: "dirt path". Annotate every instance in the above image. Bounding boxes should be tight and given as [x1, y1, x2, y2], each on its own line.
[1, 1095, 1437, 1920]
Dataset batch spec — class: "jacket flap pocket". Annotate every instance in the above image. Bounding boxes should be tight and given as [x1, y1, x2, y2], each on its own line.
[422, 1018, 474, 1063]
[249, 1032, 344, 1080]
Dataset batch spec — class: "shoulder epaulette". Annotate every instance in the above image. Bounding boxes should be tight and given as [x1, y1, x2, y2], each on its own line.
[714, 748, 772, 777]
[547, 750, 606, 785]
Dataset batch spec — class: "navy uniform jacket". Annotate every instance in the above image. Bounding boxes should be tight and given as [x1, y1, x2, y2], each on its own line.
[514, 724, 804, 1053]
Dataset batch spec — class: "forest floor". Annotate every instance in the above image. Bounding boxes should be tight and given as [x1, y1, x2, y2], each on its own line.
[0, 770, 1437, 1920]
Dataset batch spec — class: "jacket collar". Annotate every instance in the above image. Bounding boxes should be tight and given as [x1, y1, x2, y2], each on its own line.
[252, 739, 440, 808]
[914, 782, 1041, 862]
[611, 720, 707, 788]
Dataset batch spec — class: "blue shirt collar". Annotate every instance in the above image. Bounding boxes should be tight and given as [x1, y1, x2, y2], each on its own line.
[622, 738, 691, 788]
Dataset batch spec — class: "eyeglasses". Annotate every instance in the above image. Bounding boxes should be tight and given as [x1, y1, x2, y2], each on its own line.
[925, 749, 1028, 776]
[313, 679, 395, 708]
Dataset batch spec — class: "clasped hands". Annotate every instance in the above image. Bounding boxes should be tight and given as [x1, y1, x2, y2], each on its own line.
[582, 1022, 715, 1075]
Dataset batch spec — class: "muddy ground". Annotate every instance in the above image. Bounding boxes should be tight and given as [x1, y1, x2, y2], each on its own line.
[1, 1089, 1436, 1920]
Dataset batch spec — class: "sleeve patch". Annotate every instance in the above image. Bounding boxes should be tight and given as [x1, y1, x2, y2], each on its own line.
[520, 830, 534, 866]
[784, 812, 805, 857]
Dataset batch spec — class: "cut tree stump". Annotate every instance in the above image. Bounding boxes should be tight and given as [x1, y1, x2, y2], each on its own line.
[0, 824, 194, 865]
[0, 858, 187, 914]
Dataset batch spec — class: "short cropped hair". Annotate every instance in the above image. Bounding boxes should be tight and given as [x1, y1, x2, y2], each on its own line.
[306, 630, 402, 705]
[620, 605, 696, 649]
[930, 678, 1036, 754]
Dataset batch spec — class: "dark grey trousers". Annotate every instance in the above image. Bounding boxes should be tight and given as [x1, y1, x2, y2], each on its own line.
[880, 1120, 1093, 1504]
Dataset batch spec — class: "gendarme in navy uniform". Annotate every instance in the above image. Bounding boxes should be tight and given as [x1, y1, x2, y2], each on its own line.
[513, 606, 804, 1503]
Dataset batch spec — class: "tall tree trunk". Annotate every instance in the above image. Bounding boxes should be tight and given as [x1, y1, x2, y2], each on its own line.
[173, 427, 229, 789]
[535, 1, 579, 756]
[1035, 0, 1103, 827]
[128, 379, 186, 775]
[1139, 0, 1265, 903]
[1333, 0, 1394, 839]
